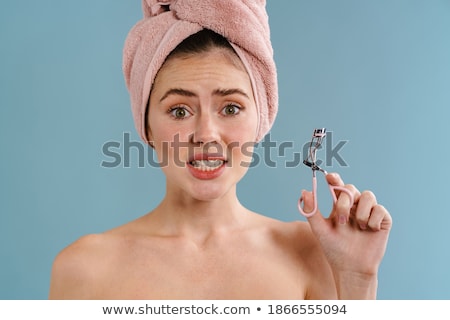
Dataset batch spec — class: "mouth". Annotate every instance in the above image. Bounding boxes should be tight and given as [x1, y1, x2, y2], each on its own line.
[189, 159, 225, 171]
[187, 154, 227, 172]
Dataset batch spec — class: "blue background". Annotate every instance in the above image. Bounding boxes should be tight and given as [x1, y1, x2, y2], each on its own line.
[1, 1, 449, 299]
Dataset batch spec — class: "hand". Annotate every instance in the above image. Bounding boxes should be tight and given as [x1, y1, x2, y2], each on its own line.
[301, 173, 392, 297]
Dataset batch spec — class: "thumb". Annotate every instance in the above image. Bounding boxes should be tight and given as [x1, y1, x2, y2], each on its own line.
[301, 190, 327, 235]
[301, 189, 315, 213]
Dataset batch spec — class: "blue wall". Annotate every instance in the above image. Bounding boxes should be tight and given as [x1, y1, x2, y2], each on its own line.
[1, 0, 449, 299]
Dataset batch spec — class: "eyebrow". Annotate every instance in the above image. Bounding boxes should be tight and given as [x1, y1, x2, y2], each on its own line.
[212, 88, 250, 99]
[159, 88, 250, 102]
[159, 88, 196, 102]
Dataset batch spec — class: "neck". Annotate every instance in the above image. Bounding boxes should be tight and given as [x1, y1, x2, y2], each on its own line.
[149, 185, 249, 242]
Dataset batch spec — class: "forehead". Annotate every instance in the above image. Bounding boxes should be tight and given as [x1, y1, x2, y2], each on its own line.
[153, 48, 250, 87]
[166, 46, 247, 73]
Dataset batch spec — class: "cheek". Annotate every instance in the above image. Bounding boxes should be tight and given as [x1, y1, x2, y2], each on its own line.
[233, 144, 254, 169]
[150, 123, 192, 165]
[149, 119, 190, 143]
[227, 129, 256, 165]
[227, 118, 258, 144]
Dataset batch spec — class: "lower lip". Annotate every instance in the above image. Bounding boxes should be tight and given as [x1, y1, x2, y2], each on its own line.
[187, 162, 226, 180]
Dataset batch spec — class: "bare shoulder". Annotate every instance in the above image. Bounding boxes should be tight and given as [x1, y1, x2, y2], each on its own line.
[48, 233, 118, 299]
[249, 213, 315, 249]
[252, 214, 337, 299]
[49, 216, 152, 299]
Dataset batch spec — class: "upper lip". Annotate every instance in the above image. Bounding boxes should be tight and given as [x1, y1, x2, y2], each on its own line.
[188, 153, 227, 163]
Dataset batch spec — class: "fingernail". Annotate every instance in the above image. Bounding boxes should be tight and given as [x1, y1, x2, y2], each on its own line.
[359, 223, 367, 230]
[339, 215, 347, 225]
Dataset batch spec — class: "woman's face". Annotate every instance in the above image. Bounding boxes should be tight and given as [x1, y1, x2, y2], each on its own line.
[148, 48, 258, 201]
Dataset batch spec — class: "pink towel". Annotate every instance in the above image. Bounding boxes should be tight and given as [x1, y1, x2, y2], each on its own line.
[123, 0, 278, 143]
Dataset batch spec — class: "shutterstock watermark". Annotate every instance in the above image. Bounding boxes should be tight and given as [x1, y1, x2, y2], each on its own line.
[100, 132, 349, 169]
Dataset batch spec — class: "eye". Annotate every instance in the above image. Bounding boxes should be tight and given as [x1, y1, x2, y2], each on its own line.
[222, 104, 241, 116]
[168, 106, 191, 119]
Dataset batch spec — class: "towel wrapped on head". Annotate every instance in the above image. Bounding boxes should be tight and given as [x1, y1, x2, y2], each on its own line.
[123, 0, 278, 143]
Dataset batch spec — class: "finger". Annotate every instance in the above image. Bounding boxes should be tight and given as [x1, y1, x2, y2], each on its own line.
[367, 204, 392, 231]
[301, 190, 327, 233]
[326, 172, 344, 186]
[334, 184, 360, 225]
[300, 189, 314, 214]
[326, 172, 361, 208]
[355, 190, 377, 230]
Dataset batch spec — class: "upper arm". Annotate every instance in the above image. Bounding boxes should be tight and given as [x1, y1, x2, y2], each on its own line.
[293, 223, 338, 300]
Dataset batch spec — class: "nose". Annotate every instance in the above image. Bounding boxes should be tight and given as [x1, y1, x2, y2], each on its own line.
[192, 112, 220, 145]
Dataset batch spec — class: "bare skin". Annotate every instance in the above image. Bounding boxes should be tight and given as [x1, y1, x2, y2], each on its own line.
[49, 209, 335, 299]
[49, 48, 391, 300]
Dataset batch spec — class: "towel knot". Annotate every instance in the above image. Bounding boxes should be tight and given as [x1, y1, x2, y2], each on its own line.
[146, 0, 174, 17]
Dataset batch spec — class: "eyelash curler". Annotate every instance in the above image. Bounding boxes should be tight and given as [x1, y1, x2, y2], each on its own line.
[298, 128, 354, 217]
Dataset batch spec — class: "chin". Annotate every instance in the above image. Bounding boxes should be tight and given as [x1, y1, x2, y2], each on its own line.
[187, 184, 231, 202]
[164, 167, 243, 202]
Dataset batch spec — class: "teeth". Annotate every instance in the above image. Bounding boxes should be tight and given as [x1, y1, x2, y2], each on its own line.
[190, 160, 224, 171]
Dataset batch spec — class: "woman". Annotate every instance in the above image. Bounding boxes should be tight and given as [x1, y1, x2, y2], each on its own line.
[49, 0, 391, 299]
